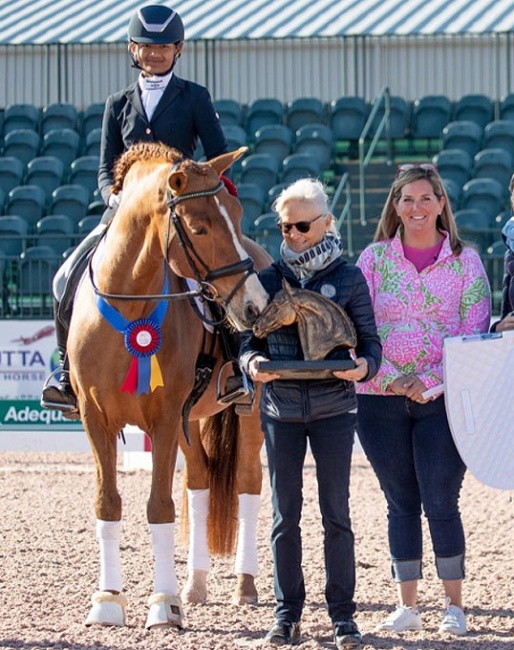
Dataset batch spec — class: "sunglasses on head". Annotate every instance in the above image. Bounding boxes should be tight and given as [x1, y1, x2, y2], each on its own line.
[278, 213, 326, 234]
[396, 163, 438, 178]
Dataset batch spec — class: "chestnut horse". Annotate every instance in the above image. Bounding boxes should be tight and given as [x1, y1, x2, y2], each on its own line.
[67, 143, 271, 629]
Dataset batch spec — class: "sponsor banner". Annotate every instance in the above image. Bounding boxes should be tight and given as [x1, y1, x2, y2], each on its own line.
[0, 320, 57, 400]
[0, 399, 82, 430]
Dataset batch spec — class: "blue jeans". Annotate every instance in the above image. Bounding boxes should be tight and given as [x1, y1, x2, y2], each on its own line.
[262, 412, 357, 624]
[356, 395, 466, 582]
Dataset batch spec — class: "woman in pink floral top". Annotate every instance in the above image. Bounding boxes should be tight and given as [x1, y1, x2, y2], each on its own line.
[356, 164, 491, 638]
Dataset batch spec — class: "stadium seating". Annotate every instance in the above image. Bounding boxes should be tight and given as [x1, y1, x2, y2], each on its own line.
[41, 128, 81, 168]
[77, 215, 102, 237]
[48, 184, 90, 222]
[294, 123, 334, 169]
[441, 121, 483, 158]
[483, 120, 514, 165]
[253, 125, 293, 165]
[454, 208, 494, 253]
[35, 214, 75, 255]
[369, 95, 410, 139]
[245, 98, 284, 141]
[16, 245, 60, 317]
[69, 155, 100, 202]
[2, 104, 40, 134]
[253, 212, 282, 259]
[80, 102, 105, 139]
[5, 185, 46, 231]
[329, 96, 369, 141]
[281, 153, 322, 184]
[460, 177, 505, 221]
[83, 128, 102, 156]
[411, 94, 453, 139]
[2, 129, 41, 169]
[442, 177, 462, 212]
[25, 156, 65, 206]
[240, 153, 280, 194]
[213, 99, 244, 126]
[285, 97, 325, 132]
[236, 183, 266, 233]
[40, 102, 79, 135]
[0, 215, 29, 256]
[472, 148, 512, 189]
[433, 148, 473, 189]
[454, 94, 494, 129]
[499, 92, 514, 122]
[0, 157, 25, 195]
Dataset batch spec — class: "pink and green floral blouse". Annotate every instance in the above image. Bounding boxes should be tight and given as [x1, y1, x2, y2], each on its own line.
[356, 229, 491, 395]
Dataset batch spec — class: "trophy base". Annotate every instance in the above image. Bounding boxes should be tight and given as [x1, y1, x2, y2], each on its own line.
[257, 359, 355, 380]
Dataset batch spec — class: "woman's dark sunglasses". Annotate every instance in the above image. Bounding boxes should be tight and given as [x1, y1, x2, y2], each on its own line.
[396, 163, 438, 178]
[278, 213, 325, 234]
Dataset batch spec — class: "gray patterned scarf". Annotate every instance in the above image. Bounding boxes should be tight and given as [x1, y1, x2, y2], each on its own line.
[281, 233, 343, 284]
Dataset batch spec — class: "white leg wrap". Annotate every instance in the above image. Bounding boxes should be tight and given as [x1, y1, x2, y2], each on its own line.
[96, 519, 122, 592]
[187, 489, 210, 573]
[234, 493, 260, 576]
[149, 522, 178, 595]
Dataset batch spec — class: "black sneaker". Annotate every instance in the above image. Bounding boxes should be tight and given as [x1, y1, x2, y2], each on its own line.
[334, 619, 362, 648]
[264, 620, 301, 646]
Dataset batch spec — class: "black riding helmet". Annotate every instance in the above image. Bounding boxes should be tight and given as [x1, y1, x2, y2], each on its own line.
[128, 4, 184, 44]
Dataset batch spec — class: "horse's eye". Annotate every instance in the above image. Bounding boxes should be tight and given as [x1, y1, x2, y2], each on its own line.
[190, 226, 207, 236]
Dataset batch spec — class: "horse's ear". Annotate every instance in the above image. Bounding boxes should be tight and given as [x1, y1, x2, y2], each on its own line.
[208, 147, 249, 175]
[282, 279, 293, 295]
[168, 170, 188, 194]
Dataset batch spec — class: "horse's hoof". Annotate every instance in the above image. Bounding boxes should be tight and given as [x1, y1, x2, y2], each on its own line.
[84, 591, 127, 626]
[146, 593, 184, 629]
[181, 570, 208, 605]
[232, 573, 258, 605]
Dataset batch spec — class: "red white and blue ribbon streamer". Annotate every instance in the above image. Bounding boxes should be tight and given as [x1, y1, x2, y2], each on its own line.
[94, 277, 168, 395]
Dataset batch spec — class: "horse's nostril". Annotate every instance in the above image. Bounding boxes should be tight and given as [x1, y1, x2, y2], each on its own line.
[245, 303, 260, 324]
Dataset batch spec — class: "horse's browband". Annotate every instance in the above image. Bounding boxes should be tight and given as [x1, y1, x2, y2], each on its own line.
[166, 181, 224, 208]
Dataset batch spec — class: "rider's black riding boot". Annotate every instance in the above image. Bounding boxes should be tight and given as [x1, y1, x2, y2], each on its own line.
[41, 302, 79, 418]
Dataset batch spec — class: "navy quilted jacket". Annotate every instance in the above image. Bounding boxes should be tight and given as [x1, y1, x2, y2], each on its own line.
[240, 257, 382, 422]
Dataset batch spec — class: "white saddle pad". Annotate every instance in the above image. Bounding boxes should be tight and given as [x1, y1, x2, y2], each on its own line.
[443, 330, 514, 490]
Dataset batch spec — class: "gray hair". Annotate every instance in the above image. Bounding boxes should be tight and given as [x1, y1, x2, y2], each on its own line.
[272, 177, 330, 216]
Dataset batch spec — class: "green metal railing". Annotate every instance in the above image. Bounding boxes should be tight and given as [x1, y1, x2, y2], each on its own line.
[329, 171, 353, 256]
[358, 86, 392, 226]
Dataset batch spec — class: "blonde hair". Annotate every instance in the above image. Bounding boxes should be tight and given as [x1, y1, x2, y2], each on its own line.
[374, 167, 464, 255]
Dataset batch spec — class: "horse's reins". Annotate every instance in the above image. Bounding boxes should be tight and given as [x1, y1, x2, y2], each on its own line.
[89, 178, 256, 316]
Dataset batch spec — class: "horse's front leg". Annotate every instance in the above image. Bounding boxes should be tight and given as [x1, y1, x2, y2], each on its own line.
[179, 420, 211, 605]
[145, 426, 184, 630]
[84, 426, 127, 627]
[233, 408, 264, 605]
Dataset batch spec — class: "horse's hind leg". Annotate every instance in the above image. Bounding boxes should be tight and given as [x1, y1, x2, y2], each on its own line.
[179, 420, 211, 605]
[85, 427, 127, 627]
[233, 408, 264, 605]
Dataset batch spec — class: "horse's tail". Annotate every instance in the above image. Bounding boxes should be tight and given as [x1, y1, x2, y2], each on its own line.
[203, 405, 239, 556]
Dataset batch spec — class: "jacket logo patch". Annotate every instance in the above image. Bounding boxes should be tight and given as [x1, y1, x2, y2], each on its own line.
[320, 284, 336, 298]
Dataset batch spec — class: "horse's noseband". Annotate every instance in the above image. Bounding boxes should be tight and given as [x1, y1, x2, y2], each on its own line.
[166, 181, 256, 309]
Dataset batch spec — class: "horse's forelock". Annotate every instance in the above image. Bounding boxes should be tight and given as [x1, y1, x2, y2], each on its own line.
[111, 142, 185, 194]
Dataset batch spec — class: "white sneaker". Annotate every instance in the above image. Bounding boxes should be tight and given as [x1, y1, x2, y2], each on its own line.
[439, 597, 467, 636]
[378, 606, 422, 632]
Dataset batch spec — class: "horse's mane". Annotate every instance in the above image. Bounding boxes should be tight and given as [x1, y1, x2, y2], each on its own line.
[111, 142, 207, 194]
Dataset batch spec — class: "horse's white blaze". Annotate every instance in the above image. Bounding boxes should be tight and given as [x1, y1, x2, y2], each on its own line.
[216, 198, 268, 311]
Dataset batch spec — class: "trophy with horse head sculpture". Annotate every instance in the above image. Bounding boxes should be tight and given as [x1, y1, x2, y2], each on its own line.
[252, 279, 357, 379]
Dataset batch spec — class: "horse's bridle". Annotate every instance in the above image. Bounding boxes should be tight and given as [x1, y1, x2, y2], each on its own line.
[166, 180, 256, 310]
[89, 178, 256, 322]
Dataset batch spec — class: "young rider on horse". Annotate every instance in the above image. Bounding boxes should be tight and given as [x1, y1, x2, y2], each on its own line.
[41, 4, 229, 417]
